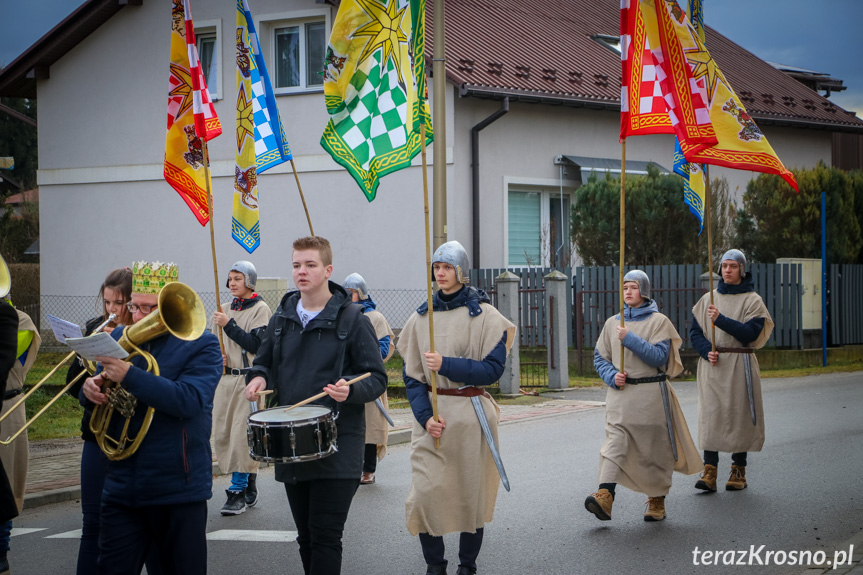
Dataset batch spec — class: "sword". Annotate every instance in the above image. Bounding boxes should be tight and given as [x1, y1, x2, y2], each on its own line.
[743, 353, 757, 425]
[374, 397, 395, 427]
[469, 394, 510, 492]
[659, 380, 678, 462]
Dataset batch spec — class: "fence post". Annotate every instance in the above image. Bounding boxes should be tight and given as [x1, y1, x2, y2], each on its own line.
[496, 271, 521, 395]
[544, 270, 569, 390]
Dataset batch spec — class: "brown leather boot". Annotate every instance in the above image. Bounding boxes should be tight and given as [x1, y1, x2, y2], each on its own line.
[695, 464, 718, 492]
[644, 496, 666, 521]
[726, 465, 747, 490]
[584, 488, 614, 521]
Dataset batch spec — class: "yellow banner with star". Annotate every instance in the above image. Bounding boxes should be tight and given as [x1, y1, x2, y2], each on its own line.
[233, 4, 261, 252]
[650, 0, 798, 191]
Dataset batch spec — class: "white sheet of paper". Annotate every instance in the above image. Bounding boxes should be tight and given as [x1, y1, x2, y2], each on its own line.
[64, 332, 129, 361]
[46, 314, 84, 344]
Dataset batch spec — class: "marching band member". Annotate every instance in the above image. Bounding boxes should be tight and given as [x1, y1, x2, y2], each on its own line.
[82, 262, 221, 575]
[244, 237, 387, 575]
[585, 270, 701, 522]
[690, 249, 773, 492]
[211, 261, 271, 515]
[398, 241, 515, 575]
[343, 272, 395, 485]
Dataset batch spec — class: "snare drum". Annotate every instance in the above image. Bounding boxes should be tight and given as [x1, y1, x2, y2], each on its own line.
[247, 405, 338, 463]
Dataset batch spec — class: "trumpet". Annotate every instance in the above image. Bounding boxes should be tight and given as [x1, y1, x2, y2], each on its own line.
[0, 314, 117, 446]
[89, 282, 206, 461]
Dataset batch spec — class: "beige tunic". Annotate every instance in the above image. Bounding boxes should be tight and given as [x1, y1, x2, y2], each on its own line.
[363, 309, 395, 461]
[398, 301, 515, 536]
[693, 290, 774, 453]
[0, 310, 40, 512]
[211, 300, 272, 474]
[595, 311, 701, 496]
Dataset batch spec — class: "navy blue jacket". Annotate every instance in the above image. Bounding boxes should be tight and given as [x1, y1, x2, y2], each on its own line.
[97, 328, 222, 506]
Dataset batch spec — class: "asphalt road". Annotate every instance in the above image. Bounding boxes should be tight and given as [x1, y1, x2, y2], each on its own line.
[9, 372, 863, 575]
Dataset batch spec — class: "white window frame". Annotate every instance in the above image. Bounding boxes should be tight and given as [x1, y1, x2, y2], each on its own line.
[195, 19, 223, 101]
[256, 8, 330, 96]
[503, 177, 577, 268]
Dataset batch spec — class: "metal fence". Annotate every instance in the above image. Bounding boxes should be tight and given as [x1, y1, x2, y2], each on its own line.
[469, 267, 572, 348]
[830, 264, 863, 345]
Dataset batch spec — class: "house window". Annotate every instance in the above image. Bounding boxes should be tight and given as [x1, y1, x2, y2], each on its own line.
[194, 19, 222, 101]
[274, 20, 326, 91]
[591, 34, 621, 56]
[508, 189, 572, 267]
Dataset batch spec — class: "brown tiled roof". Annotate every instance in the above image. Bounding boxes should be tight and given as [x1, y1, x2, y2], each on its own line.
[428, 0, 863, 132]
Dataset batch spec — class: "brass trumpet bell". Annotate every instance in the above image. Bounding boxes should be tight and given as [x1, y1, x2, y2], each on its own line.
[90, 281, 206, 461]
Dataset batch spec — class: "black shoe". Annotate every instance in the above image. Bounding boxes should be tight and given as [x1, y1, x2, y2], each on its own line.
[221, 489, 246, 515]
[425, 564, 447, 575]
[245, 473, 258, 507]
[456, 567, 477, 575]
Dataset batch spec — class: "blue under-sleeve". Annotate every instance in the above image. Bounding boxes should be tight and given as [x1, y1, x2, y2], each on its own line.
[378, 335, 391, 361]
[404, 367, 434, 428]
[622, 332, 670, 368]
[593, 348, 619, 389]
[438, 333, 507, 386]
[714, 315, 766, 347]
[690, 317, 713, 360]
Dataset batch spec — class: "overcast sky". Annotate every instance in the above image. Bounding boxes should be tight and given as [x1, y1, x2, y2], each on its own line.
[1, 0, 861, 116]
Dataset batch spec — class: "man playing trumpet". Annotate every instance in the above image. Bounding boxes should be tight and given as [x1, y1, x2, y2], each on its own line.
[82, 261, 221, 575]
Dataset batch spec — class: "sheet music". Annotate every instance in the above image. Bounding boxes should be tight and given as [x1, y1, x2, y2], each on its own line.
[64, 332, 129, 361]
[46, 314, 84, 343]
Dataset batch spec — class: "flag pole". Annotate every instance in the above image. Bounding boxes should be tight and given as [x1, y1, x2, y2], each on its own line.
[202, 139, 225, 353]
[420, 122, 440, 449]
[289, 158, 315, 236]
[619, 139, 626, 374]
[705, 164, 716, 351]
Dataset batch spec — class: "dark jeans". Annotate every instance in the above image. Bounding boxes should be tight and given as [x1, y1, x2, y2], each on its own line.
[78, 440, 163, 575]
[362, 444, 377, 473]
[284, 478, 360, 575]
[419, 529, 484, 570]
[98, 500, 207, 575]
[704, 450, 748, 467]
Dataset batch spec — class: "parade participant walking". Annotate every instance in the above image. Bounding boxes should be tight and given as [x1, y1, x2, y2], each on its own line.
[212, 261, 271, 515]
[0, 290, 40, 573]
[82, 261, 221, 575]
[398, 240, 516, 575]
[585, 270, 701, 522]
[690, 249, 773, 492]
[245, 236, 387, 575]
[343, 273, 395, 485]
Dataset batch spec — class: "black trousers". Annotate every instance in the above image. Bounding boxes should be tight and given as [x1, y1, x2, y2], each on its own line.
[98, 500, 207, 575]
[704, 450, 748, 467]
[419, 528, 484, 570]
[284, 478, 360, 575]
[363, 444, 377, 473]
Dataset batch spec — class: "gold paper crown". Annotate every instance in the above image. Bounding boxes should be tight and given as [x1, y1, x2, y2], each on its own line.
[132, 261, 179, 294]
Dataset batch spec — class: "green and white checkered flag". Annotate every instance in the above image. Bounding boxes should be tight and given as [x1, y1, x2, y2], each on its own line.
[320, 0, 432, 201]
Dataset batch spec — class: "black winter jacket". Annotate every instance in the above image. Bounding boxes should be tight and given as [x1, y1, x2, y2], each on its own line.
[247, 282, 387, 483]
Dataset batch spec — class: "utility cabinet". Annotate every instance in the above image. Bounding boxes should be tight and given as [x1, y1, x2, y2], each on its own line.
[776, 258, 822, 348]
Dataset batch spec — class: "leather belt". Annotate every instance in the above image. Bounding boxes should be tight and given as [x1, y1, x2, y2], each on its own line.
[224, 367, 251, 376]
[716, 347, 754, 354]
[3, 389, 22, 401]
[426, 385, 490, 398]
[625, 374, 666, 384]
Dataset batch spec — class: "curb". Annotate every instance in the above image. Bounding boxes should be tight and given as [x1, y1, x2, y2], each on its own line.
[24, 485, 81, 510]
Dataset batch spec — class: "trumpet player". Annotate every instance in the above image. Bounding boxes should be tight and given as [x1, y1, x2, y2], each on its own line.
[82, 261, 221, 575]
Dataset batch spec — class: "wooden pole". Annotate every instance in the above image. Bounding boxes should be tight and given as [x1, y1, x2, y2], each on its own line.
[420, 122, 440, 449]
[282, 373, 371, 412]
[705, 165, 716, 350]
[619, 139, 626, 373]
[201, 139, 225, 353]
[289, 158, 315, 236]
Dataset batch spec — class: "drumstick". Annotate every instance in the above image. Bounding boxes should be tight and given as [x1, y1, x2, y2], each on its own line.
[282, 373, 372, 412]
[254, 390, 273, 411]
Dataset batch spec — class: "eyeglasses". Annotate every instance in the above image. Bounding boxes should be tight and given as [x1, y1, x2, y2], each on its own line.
[126, 302, 158, 314]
